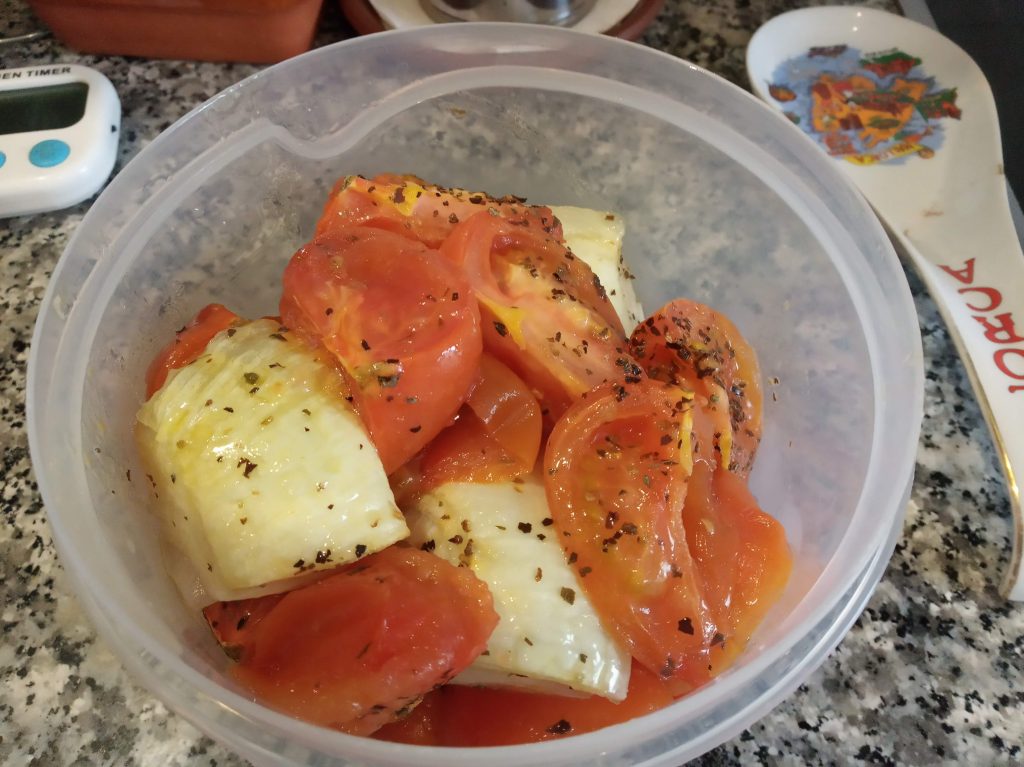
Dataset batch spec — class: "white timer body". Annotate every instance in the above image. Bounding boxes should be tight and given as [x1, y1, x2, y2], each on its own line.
[0, 64, 120, 218]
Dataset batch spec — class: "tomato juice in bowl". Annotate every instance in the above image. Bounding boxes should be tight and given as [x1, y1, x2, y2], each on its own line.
[27, 24, 923, 767]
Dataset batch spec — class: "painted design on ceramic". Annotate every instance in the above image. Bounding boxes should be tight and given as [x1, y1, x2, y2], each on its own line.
[768, 45, 961, 166]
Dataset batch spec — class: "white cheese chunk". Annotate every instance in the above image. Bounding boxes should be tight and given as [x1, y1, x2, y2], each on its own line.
[552, 205, 644, 331]
[406, 478, 630, 701]
[136, 318, 408, 599]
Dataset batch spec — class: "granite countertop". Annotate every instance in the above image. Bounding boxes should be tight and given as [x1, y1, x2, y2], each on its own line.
[2, 0, 1022, 764]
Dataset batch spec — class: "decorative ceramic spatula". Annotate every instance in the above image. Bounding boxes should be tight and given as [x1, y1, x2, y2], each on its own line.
[747, 5, 1024, 599]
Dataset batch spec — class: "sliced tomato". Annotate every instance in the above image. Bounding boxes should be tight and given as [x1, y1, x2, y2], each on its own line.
[442, 210, 635, 420]
[280, 227, 482, 474]
[144, 303, 241, 398]
[426, 662, 673, 746]
[465, 355, 542, 470]
[543, 379, 714, 692]
[202, 594, 285, 661]
[231, 546, 499, 735]
[629, 299, 763, 476]
[418, 408, 527, 490]
[316, 174, 563, 249]
[682, 462, 792, 672]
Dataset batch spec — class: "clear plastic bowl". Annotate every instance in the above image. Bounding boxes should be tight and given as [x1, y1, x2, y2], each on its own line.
[28, 24, 923, 767]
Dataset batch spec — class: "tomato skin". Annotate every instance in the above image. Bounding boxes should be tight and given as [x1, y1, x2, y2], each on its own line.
[419, 409, 528, 489]
[629, 299, 762, 476]
[231, 546, 499, 735]
[465, 355, 542, 471]
[682, 462, 792, 671]
[280, 227, 482, 474]
[442, 211, 634, 421]
[543, 379, 713, 692]
[415, 355, 543, 490]
[144, 303, 241, 398]
[202, 594, 285, 661]
[317, 174, 563, 249]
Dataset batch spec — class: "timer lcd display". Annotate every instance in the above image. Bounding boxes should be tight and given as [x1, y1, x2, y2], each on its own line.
[0, 82, 88, 136]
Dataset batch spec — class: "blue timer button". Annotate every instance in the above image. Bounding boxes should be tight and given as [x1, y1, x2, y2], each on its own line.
[29, 139, 71, 168]
[0, 151, 6, 169]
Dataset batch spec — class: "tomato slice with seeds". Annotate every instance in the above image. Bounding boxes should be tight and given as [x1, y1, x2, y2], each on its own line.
[442, 211, 635, 420]
[543, 379, 714, 692]
[231, 546, 498, 735]
[316, 174, 563, 249]
[144, 303, 241, 399]
[280, 227, 482, 474]
[629, 299, 762, 476]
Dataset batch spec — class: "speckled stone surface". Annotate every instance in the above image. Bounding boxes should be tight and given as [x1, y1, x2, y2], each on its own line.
[2, 0, 1022, 765]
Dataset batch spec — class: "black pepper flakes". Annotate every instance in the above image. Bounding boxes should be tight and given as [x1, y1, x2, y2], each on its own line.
[493, 321, 508, 337]
[560, 587, 576, 605]
[243, 372, 260, 385]
[355, 544, 367, 558]
[678, 617, 694, 635]
[517, 522, 532, 534]
[546, 720, 572, 735]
